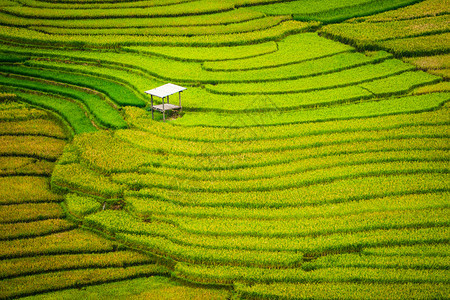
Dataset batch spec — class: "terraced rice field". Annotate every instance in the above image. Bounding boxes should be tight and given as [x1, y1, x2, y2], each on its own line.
[0, 0, 448, 298]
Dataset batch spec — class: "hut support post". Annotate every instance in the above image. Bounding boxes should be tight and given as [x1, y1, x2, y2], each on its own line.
[162, 97, 165, 121]
[151, 95, 154, 120]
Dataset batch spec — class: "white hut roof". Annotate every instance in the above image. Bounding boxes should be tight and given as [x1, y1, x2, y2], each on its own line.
[145, 83, 186, 98]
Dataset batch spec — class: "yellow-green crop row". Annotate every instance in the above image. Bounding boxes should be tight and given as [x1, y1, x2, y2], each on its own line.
[0, 219, 76, 240]
[115, 122, 448, 157]
[117, 232, 305, 268]
[127, 103, 450, 142]
[126, 42, 277, 62]
[302, 253, 450, 270]
[235, 282, 450, 300]
[101, 223, 448, 267]
[0, 251, 155, 279]
[0, 21, 314, 47]
[0, 101, 53, 121]
[206, 59, 415, 94]
[323, 15, 449, 43]
[0, 264, 167, 299]
[203, 33, 354, 71]
[377, 32, 450, 56]
[63, 193, 101, 219]
[140, 173, 449, 208]
[292, 0, 425, 24]
[175, 93, 449, 126]
[84, 209, 449, 254]
[16, 0, 193, 9]
[0, 176, 63, 204]
[0, 7, 264, 28]
[51, 163, 124, 199]
[360, 0, 449, 22]
[0, 118, 68, 138]
[0, 135, 66, 160]
[151, 208, 450, 238]
[0, 229, 119, 259]
[2, 0, 235, 19]
[136, 149, 449, 181]
[127, 191, 449, 220]
[0, 203, 63, 223]
[87, 206, 449, 240]
[320, 1, 450, 56]
[362, 244, 450, 256]
[176, 51, 393, 84]
[33, 15, 289, 36]
[0, 156, 55, 176]
[176, 263, 449, 285]
[114, 160, 448, 192]
[359, 71, 441, 96]
[70, 132, 450, 173]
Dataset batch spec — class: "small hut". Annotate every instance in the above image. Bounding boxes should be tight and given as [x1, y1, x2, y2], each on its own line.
[145, 83, 186, 121]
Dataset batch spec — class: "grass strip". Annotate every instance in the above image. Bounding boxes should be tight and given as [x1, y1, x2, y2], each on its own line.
[0, 75, 127, 129]
[14, 91, 97, 134]
[0, 65, 145, 107]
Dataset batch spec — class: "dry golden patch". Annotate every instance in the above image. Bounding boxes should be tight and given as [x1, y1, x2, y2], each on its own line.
[427, 68, 450, 79]
[406, 54, 450, 70]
